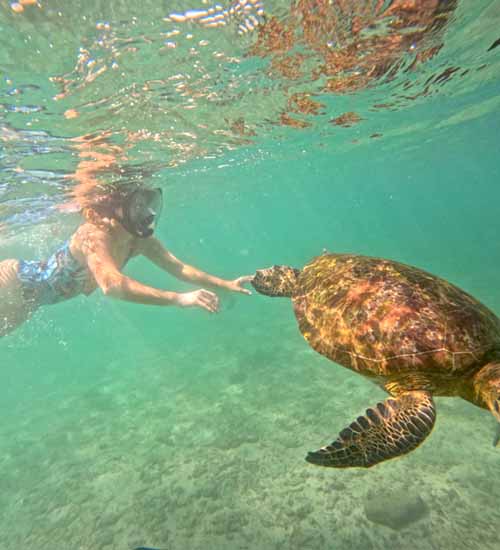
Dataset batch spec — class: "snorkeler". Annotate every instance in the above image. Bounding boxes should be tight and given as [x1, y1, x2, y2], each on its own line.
[0, 184, 253, 337]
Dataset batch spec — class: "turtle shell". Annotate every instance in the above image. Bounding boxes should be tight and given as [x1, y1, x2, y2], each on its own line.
[292, 254, 500, 385]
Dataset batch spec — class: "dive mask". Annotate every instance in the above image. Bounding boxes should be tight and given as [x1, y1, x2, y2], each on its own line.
[121, 187, 163, 238]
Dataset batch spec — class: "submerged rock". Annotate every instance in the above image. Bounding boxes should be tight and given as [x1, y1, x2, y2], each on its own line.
[364, 488, 429, 530]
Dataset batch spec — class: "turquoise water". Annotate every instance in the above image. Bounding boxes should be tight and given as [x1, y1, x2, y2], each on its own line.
[1, 1, 500, 549]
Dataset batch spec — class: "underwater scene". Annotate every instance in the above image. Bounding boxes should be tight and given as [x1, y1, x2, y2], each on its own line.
[1, 1, 500, 549]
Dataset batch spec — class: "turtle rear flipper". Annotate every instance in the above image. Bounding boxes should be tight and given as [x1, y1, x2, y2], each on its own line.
[493, 424, 500, 447]
[472, 361, 500, 446]
[306, 391, 436, 468]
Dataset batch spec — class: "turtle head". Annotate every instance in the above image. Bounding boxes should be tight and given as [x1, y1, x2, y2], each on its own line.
[251, 265, 300, 298]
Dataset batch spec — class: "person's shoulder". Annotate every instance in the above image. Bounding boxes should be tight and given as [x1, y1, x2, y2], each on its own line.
[75, 221, 110, 241]
[72, 222, 113, 256]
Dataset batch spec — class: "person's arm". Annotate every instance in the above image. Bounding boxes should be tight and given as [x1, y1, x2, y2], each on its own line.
[136, 237, 253, 295]
[82, 231, 219, 312]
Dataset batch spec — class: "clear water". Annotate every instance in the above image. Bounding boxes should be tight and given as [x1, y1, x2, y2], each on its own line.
[1, 1, 500, 548]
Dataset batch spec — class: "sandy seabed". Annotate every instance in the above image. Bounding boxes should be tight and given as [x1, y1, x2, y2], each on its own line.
[1, 320, 499, 550]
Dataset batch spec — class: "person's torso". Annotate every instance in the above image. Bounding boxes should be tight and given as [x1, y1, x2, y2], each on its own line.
[18, 223, 137, 306]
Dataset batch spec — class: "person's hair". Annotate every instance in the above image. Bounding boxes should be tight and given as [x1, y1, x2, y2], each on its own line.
[82, 205, 117, 230]
[81, 184, 128, 230]
[81, 182, 155, 230]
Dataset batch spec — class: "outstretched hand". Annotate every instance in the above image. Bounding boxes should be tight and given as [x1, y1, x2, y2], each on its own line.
[177, 289, 220, 313]
[224, 275, 254, 295]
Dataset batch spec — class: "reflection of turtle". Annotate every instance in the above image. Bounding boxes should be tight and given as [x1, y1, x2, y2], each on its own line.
[252, 253, 500, 468]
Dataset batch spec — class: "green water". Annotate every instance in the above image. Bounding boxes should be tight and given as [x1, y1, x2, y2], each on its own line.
[2, 1, 500, 549]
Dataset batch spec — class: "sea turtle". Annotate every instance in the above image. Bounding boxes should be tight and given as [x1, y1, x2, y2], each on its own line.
[251, 252, 500, 468]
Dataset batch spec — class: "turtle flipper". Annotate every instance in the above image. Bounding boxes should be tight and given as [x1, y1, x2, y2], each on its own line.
[472, 361, 500, 447]
[306, 391, 436, 468]
[493, 424, 500, 447]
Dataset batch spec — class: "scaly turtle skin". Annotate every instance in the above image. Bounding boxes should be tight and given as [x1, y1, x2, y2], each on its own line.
[252, 253, 500, 468]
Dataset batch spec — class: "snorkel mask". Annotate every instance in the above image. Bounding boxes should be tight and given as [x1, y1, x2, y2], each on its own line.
[119, 187, 163, 238]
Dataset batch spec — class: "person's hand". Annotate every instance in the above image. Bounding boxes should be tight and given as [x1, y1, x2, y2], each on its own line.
[177, 289, 220, 313]
[224, 275, 254, 295]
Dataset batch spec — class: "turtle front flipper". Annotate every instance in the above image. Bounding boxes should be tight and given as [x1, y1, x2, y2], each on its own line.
[306, 391, 436, 468]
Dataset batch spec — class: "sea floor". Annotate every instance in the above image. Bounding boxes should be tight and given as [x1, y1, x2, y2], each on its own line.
[1, 318, 499, 550]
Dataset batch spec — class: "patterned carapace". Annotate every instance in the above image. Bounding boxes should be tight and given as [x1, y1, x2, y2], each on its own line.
[293, 253, 500, 396]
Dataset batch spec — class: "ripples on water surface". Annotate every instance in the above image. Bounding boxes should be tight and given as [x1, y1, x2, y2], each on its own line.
[1, 0, 499, 232]
[1, 1, 500, 549]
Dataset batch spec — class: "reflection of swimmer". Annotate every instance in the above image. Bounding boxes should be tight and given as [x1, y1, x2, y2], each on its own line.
[0, 183, 252, 337]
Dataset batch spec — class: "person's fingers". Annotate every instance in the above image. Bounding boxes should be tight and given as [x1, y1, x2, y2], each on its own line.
[199, 301, 214, 313]
[197, 296, 214, 312]
[200, 289, 219, 307]
[198, 290, 219, 312]
[238, 287, 252, 295]
[202, 298, 218, 312]
[232, 276, 253, 295]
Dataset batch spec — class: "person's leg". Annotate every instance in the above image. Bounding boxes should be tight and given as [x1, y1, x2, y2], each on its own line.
[0, 260, 33, 337]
